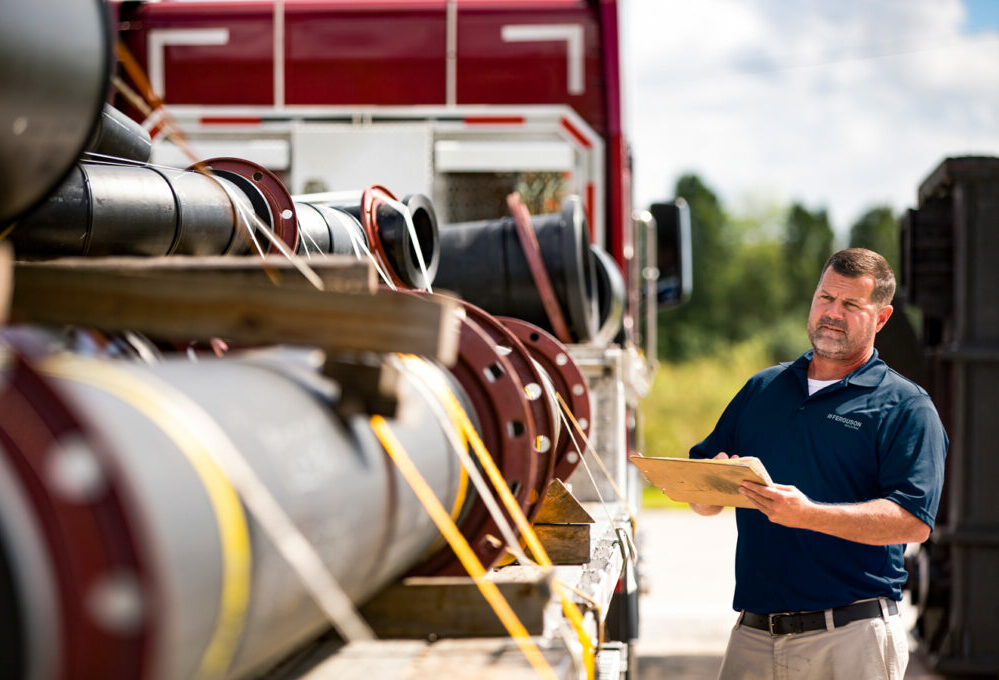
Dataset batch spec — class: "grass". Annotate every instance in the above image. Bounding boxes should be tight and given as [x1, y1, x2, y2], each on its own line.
[638, 338, 774, 509]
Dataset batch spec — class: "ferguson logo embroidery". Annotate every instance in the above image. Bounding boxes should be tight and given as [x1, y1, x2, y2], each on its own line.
[827, 413, 862, 430]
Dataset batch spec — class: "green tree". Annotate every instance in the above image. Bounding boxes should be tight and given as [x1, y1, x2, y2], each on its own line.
[849, 206, 899, 273]
[656, 175, 821, 363]
[782, 203, 834, 311]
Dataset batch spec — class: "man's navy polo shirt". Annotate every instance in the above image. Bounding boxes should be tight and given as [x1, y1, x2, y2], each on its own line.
[690, 349, 947, 615]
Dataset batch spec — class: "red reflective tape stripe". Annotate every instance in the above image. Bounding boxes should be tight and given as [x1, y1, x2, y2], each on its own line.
[462, 116, 526, 125]
[585, 183, 595, 241]
[560, 116, 591, 149]
[199, 117, 262, 126]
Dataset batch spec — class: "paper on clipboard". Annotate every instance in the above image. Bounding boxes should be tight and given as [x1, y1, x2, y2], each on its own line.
[629, 454, 773, 508]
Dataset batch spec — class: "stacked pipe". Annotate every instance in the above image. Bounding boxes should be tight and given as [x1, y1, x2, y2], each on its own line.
[0, 7, 602, 674]
[10, 155, 442, 294]
[10, 157, 300, 258]
[0, 344, 469, 678]
[435, 196, 626, 344]
[0, 297, 592, 677]
[297, 187, 440, 290]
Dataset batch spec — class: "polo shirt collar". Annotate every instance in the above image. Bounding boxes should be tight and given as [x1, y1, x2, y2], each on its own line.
[782, 348, 888, 389]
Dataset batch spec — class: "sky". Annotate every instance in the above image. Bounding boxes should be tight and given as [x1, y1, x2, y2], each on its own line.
[622, 0, 999, 239]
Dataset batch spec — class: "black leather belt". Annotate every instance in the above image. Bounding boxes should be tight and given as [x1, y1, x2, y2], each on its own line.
[741, 599, 898, 636]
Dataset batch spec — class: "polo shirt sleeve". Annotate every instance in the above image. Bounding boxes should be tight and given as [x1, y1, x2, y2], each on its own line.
[878, 394, 948, 530]
[689, 379, 753, 460]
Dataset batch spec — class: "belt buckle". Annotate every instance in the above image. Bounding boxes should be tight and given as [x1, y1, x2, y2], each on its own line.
[768, 612, 791, 636]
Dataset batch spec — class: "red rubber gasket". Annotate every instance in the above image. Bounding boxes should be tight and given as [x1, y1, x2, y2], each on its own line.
[190, 157, 299, 254]
[361, 184, 407, 288]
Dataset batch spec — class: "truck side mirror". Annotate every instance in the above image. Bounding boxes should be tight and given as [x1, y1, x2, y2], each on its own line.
[649, 199, 692, 308]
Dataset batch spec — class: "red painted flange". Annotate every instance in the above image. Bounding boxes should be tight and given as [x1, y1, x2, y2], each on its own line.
[0, 354, 154, 678]
[498, 317, 592, 483]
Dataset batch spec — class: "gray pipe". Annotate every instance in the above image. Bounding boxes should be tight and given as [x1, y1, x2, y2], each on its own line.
[85, 105, 153, 163]
[0, 352, 468, 679]
[294, 202, 369, 257]
[10, 163, 257, 257]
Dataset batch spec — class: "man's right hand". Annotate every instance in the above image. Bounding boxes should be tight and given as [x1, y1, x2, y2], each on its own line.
[689, 452, 736, 516]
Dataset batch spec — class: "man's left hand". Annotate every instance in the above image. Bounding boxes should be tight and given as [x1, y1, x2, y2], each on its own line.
[739, 482, 814, 528]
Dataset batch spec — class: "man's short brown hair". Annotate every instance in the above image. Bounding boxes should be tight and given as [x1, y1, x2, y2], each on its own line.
[821, 248, 896, 306]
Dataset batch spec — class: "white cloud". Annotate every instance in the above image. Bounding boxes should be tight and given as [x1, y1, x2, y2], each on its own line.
[624, 0, 999, 238]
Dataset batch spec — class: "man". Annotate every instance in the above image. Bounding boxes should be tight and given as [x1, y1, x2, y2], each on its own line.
[690, 248, 947, 680]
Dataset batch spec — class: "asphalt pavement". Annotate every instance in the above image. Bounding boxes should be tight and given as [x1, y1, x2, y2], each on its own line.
[632, 508, 944, 680]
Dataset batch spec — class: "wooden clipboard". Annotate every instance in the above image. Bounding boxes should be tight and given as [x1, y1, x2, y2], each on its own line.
[629, 455, 773, 508]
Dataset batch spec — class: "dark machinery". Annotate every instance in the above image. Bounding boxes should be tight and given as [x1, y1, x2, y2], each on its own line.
[894, 156, 999, 676]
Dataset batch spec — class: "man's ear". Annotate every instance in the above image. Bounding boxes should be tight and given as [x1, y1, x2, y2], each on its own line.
[875, 304, 894, 333]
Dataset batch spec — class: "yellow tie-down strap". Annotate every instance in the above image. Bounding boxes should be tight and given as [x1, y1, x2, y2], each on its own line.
[370, 415, 560, 680]
[393, 356, 596, 680]
[41, 355, 251, 680]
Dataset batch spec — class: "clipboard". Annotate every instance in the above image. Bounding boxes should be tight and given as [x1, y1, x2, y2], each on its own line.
[629, 455, 773, 508]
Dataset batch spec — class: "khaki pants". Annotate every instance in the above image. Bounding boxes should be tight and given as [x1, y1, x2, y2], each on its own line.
[717, 600, 909, 680]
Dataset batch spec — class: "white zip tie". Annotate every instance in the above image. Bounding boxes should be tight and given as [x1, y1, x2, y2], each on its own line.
[382, 197, 433, 293]
[556, 404, 618, 528]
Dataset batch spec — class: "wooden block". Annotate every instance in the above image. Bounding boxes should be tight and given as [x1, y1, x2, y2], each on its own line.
[14, 255, 377, 293]
[10, 262, 459, 364]
[360, 574, 551, 638]
[532, 523, 591, 565]
[533, 478, 594, 524]
[324, 357, 400, 418]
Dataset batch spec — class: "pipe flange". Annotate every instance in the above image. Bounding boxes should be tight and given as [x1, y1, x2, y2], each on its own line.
[410, 311, 536, 576]
[460, 303, 556, 521]
[0, 353, 152, 677]
[498, 317, 592, 482]
[190, 157, 299, 254]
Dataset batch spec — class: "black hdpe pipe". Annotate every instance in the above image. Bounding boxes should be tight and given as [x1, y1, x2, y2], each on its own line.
[590, 244, 626, 346]
[10, 162, 261, 257]
[435, 196, 598, 343]
[316, 188, 440, 289]
[295, 202, 369, 257]
[84, 104, 153, 163]
[0, 0, 110, 224]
